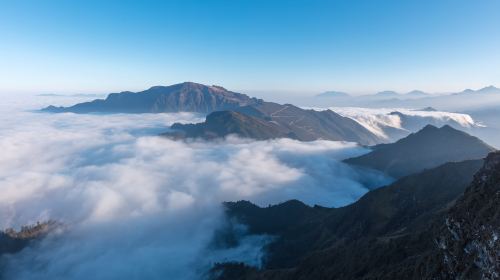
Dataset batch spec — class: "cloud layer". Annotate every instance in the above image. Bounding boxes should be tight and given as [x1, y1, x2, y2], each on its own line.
[0, 96, 391, 279]
[328, 107, 480, 141]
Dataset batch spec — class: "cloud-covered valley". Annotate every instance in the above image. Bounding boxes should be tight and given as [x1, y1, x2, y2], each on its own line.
[0, 96, 392, 279]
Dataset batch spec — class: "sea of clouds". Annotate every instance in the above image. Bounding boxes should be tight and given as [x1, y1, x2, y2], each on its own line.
[0, 96, 391, 279]
[322, 107, 481, 141]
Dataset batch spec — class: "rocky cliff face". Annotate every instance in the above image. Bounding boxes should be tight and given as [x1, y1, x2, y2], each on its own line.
[436, 152, 500, 279]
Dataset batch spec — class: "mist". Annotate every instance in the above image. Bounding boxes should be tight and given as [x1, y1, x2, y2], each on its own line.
[0, 96, 392, 279]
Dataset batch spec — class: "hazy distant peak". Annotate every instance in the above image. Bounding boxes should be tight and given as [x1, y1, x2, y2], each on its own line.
[374, 90, 399, 97]
[478, 85, 499, 92]
[316, 91, 350, 98]
[406, 90, 429, 96]
[416, 106, 438, 111]
[458, 85, 500, 95]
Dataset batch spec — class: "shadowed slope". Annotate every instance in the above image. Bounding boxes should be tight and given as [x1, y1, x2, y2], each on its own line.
[344, 125, 495, 178]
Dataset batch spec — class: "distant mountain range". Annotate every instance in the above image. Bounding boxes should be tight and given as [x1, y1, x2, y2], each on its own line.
[344, 125, 495, 178]
[309, 86, 500, 112]
[316, 86, 500, 100]
[457, 85, 500, 95]
[40, 81, 385, 145]
[167, 101, 381, 145]
[42, 82, 260, 114]
[41, 82, 493, 146]
[212, 151, 500, 279]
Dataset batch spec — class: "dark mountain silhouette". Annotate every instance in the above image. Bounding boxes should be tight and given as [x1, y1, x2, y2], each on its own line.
[344, 125, 495, 178]
[42, 82, 260, 114]
[211, 152, 500, 279]
[168, 102, 381, 145]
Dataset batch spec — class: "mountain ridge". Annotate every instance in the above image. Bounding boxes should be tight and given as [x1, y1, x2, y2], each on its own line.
[42, 82, 260, 114]
[344, 124, 495, 178]
[211, 155, 492, 279]
[167, 101, 382, 145]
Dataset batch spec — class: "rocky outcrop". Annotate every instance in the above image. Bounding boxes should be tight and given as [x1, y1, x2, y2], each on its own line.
[435, 152, 500, 279]
[0, 221, 58, 256]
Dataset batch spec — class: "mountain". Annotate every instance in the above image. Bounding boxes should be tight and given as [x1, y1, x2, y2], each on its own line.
[168, 111, 294, 140]
[344, 125, 495, 178]
[458, 86, 500, 95]
[434, 152, 500, 279]
[168, 102, 382, 145]
[315, 91, 350, 98]
[405, 90, 430, 98]
[415, 106, 438, 112]
[211, 155, 492, 279]
[42, 82, 260, 114]
[373, 90, 400, 98]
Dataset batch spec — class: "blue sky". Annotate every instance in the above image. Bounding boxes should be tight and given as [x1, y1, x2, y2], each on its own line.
[1, 0, 499, 96]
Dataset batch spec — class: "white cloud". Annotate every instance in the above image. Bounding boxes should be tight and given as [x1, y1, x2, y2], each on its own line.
[313, 107, 481, 141]
[0, 96, 392, 279]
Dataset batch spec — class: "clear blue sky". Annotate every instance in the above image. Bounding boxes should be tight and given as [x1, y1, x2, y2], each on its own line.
[1, 0, 499, 95]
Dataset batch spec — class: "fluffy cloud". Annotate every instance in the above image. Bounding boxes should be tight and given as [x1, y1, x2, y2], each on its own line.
[325, 107, 481, 141]
[0, 96, 391, 279]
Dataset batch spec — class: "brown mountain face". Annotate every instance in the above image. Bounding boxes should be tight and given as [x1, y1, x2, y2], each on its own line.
[42, 82, 260, 114]
[169, 102, 381, 145]
[210, 153, 500, 280]
[344, 125, 495, 178]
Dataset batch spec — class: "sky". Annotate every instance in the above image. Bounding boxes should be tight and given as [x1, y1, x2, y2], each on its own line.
[1, 0, 499, 96]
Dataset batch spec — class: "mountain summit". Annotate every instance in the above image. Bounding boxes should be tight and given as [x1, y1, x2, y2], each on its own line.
[42, 82, 260, 114]
[344, 125, 495, 178]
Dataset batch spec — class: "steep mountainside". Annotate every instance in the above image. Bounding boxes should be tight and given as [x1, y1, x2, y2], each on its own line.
[211, 157, 489, 279]
[169, 102, 381, 145]
[42, 82, 259, 114]
[434, 152, 500, 279]
[344, 125, 495, 178]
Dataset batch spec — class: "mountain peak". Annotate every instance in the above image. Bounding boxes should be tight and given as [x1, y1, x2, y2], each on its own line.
[459, 85, 500, 95]
[345, 125, 494, 178]
[478, 85, 499, 93]
[420, 124, 439, 132]
[42, 82, 258, 114]
[375, 90, 399, 96]
[316, 91, 350, 98]
[406, 90, 428, 96]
